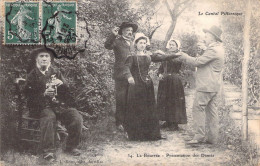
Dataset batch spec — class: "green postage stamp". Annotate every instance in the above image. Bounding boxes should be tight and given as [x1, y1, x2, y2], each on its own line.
[42, 1, 77, 44]
[3, 1, 77, 45]
[4, 1, 40, 44]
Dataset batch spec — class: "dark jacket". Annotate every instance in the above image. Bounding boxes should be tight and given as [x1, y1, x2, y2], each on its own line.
[104, 34, 134, 80]
[24, 66, 76, 116]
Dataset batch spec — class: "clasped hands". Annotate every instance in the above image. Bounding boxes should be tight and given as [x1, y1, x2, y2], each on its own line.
[126, 51, 188, 85]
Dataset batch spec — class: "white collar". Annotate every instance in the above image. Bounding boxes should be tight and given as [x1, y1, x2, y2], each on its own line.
[122, 36, 132, 45]
[36, 62, 50, 75]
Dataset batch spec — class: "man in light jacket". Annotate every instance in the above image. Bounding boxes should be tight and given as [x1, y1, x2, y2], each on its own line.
[179, 25, 225, 144]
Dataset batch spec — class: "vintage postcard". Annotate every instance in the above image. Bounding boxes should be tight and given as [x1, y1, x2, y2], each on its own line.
[0, 0, 259, 166]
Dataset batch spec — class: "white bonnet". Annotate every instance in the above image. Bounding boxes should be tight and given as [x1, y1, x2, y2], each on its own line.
[133, 33, 150, 46]
[166, 39, 181, 50]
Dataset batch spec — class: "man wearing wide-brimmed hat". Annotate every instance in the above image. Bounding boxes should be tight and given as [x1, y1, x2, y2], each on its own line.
[104, 21, 138, 130]
[24, 47, 83, 161]
[178, 25, 225, 145]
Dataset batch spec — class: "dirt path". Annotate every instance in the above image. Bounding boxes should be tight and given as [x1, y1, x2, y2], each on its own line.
[2, 86, 255, 166]
[71, 88, 239, 166]
[97, 131, 234, 166]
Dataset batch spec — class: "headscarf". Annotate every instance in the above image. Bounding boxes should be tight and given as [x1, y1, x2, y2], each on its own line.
[133, 33, 150, 46]
[166, 39, 181, 50]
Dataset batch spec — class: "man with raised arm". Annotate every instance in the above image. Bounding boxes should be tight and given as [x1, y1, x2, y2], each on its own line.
[104, 22, 138, 130]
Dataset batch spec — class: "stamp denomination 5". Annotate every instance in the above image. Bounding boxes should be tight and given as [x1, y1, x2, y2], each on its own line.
[4, 1, 40, 44]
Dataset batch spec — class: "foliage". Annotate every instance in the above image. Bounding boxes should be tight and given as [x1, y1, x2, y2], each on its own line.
[178, 32, 198, 88]
[77, 0, 140, 36]
[218, 0, 260, 106]
[0, 0, 143, 153]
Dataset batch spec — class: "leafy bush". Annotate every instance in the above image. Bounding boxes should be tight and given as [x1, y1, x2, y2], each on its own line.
[220, 0, 260, 106]
[0, 0, 143, 153]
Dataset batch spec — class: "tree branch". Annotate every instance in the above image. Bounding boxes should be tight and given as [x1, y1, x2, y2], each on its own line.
[153, 4, 163, 15]
[176, 0, 194, 17]
[148, 24, 163, 39]
[172, 0, 181, 11]
[164, 0, 175, 21]
[179, 0, 191, 6]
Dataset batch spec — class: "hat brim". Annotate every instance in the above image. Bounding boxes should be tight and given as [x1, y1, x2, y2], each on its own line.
[31, 47, 55, 61]
[203, 29, 222, 42]
[118, 23, 138, 35]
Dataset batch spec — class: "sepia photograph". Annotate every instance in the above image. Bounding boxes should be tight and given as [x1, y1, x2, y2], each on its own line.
[0, 0, 259, 165]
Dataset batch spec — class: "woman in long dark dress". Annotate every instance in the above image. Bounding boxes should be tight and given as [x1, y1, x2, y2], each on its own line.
[157, 39, 187, 131]
[123, 33, 179, 141]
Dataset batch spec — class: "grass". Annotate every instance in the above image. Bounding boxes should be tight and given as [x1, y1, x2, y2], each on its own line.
[218, 103, 259, 166]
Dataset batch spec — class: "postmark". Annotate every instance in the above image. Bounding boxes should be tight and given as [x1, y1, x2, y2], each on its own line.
[41, 1, 77, 44]
[46, 19, 90, 59]
[41, 1, 90, 59]
[4, 1, 40, 44]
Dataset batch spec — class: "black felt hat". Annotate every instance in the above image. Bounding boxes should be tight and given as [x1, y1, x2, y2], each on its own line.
[31, 47, 55, 62]
[26, 47, 55, 73]
[118, 22, 138, 35]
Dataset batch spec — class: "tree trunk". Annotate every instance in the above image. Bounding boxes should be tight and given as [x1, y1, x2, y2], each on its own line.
[242, 0, 251, 141]
[163, 19, 177, 51]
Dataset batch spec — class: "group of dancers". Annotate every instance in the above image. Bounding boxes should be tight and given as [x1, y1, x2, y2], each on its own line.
[105, 21, 224, 144]
[105, 22, 188, 141]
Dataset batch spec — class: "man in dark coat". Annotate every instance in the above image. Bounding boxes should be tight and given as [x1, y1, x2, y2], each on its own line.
[104, 22, 138, 129]
[24, 48, 83, 161]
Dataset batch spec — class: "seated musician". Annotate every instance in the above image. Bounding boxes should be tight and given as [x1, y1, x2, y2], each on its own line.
[24, 48, 83, 162]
